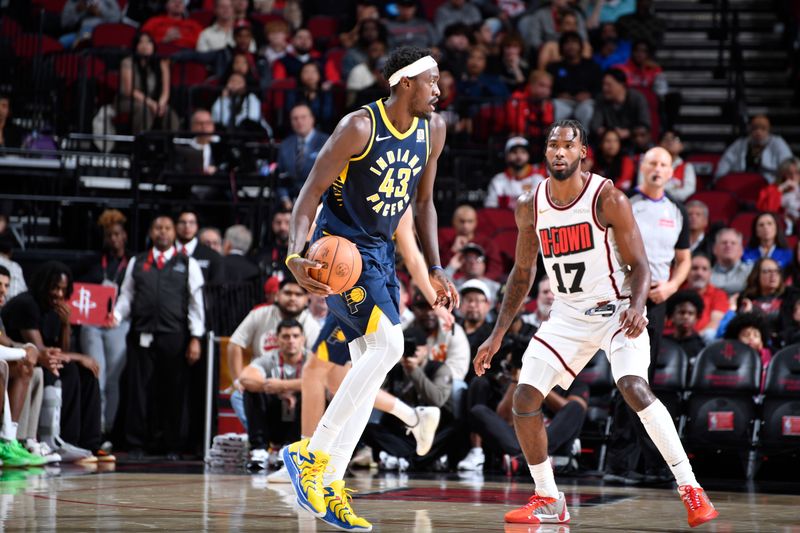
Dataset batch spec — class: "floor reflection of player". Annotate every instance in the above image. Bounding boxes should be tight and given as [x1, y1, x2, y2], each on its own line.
[473, 120, 718, 528]
[283, 47, 458, 531]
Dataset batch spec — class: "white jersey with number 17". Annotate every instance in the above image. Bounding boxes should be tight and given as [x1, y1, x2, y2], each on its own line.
[533, 173, 631, 308]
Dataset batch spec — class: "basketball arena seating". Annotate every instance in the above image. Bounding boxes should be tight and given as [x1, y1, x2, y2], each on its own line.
[652, 338, 689, 428]
[714, 172, 768, 208]
[684, 340, 761, 476]
[687, 190, 739, 225]
[575, 350, 615, 470]
[758, 344, 800, 456]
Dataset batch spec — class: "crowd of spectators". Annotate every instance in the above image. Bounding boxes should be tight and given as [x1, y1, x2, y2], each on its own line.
[0, 0, 797, 482]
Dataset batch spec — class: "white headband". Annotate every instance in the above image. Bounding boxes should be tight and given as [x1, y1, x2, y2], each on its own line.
[388, 55, 437, 87]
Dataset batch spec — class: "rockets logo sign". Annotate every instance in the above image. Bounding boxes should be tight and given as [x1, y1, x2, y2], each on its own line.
[68, 283, 117, 326]
[72, 286, 97, 318]
[539, 222, 595, 258]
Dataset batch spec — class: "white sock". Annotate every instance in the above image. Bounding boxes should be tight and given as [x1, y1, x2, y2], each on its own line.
[637, 400, 699, 488]
[389, 399, 418, 427]
[530, 459, 559, 498]
[1, 392, 16, 442]
[308, 316, 403, 454]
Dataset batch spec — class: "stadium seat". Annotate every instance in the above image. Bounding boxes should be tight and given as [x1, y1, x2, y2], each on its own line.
[493, 228, 518, 273]
[686, 153, 721, 190]
[714, 172, 768, 206]
[759, 343, 800, 451]
[730, 212, 758, 244]
[306, 15, 338, 48]
[687, 190, 738, 225]
[52, 53, 106, 85]
[171, 60, 210, 87]
[652, 338, 688, 425]
[575, 350, 615, 469]
[437, 226, 456, 247]
[324, 47, 346, 85]
[31, 0, 67, 13]
[251, 13, 286, 27]
[13, 33, 63, 59]
[476, 207, 516, 237]
[684, 340, 760, 472]
[0, 17, 22, 39]
[189, 10, 215, 28]
[91, 22, 138, 49]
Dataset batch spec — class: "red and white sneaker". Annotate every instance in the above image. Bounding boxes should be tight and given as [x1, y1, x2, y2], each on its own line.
[504, 492, 570, 524]
[679, 485, 718, 527]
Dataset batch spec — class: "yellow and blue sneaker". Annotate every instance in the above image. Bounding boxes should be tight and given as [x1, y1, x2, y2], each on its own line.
[282, 439, 329, 517]
[320, 480, 373, 532]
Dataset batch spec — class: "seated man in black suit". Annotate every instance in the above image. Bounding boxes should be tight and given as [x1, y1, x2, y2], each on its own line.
[222, 224, 259, 282]
[276, 103, 329, 207]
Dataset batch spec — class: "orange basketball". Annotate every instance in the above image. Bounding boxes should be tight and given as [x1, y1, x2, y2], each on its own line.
[305, 235, 363, 294]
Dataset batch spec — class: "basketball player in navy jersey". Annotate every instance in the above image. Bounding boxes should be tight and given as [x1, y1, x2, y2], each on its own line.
[473, 120, 718, 528]
[283, 47, 458, 531]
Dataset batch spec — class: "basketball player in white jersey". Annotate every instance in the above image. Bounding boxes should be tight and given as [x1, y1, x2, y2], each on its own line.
[473, 120, 718, 528]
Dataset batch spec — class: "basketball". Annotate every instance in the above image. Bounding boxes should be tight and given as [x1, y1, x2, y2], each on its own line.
[305, 235, 363, 294]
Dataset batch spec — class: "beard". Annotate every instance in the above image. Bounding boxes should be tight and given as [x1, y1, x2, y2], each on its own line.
[546, 158, 581, 181]
[509, 161, 526, 172]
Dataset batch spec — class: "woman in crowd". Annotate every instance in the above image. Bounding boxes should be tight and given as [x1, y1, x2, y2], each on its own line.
[723, 312, 773, 392]
[286, 62, 335, 132]
[78, 210, 131, 439]
[211, 72, 271, 135]
[118, 32, 180, 134]
[593, 128, 635, 190]
[742, 212, 793, 268]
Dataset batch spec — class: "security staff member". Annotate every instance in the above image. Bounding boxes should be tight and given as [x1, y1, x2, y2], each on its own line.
[113, 215, 205, 458]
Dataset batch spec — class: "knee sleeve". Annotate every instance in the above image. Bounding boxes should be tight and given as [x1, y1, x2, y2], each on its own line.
[362, 313, 403, 374]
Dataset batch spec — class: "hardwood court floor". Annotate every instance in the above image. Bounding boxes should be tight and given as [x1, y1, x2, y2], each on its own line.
[1, 465, 798, 531]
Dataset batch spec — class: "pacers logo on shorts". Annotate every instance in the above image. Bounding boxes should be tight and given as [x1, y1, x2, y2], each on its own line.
[344, 286, 367, 314]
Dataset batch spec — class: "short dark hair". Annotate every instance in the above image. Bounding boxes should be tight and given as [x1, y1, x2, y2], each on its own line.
[666, 290, 705, 318]
[276, 318, 303, 335]
[558, 30, 583, 54]
[383, 46, 431, 83]
[723, 311, 770, 344]
[604, 67, 627, 86]
[0, 265, 10, 279]
[544, 119, 588, 147]
[31, 261, 73, 310]
[279, 277, 304, 292]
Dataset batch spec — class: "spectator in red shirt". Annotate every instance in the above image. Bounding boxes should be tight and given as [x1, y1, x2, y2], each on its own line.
[613, 39, 668, 97]
[592, 128, 635, 190]
[141, 0, 203, 50]
[684, 254, 729, 341]
[505, 70, 555, 147]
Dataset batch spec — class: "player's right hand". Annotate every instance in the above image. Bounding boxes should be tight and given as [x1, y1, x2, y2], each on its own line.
[286, 256, 333, 296]
[473, 334, 503, 377]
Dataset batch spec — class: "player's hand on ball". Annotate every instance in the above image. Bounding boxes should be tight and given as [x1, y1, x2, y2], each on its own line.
[286, 256, 333, 296]
[619, 307, 648, 338]
[473, 334, 503, 377]
[429, 269, 459, 311]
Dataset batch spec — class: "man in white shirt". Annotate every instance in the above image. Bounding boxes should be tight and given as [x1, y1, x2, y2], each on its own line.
[485, 136, 546, 210]
[113, 215, 205, 458]
[196, 0, 235, 52]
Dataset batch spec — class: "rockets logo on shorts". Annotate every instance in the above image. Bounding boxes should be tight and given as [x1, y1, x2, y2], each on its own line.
[539, 222, 595, 258]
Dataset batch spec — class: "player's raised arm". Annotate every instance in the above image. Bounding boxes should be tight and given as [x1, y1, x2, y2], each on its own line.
[414, 112, 458, 310]
[286, 111, 373, 295]
[596, 182, 651, 338]
[473, 191, 540, 376]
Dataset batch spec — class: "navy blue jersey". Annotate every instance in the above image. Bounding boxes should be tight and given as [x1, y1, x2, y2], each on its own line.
[317, 98, 431, 249]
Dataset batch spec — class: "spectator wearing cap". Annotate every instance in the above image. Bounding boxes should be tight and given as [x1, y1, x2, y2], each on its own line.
[386, 0, 437, 50]
[547, 31, 602, 129]
[434, 0, 482, 42]
[505, 70, 555, 144]
[141, 0, 203, 49]
[196, 0, 236, 52]
[715, 115, 793, 184]
[447, 243, 502, 304]
[683, 254, 729, 341]
[590, 67, 651, 143]
[485, 137, 546, 210]
[222, 225, 260, 282]
[458, 279, 494, 362]
[664, 290, 706, 360]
